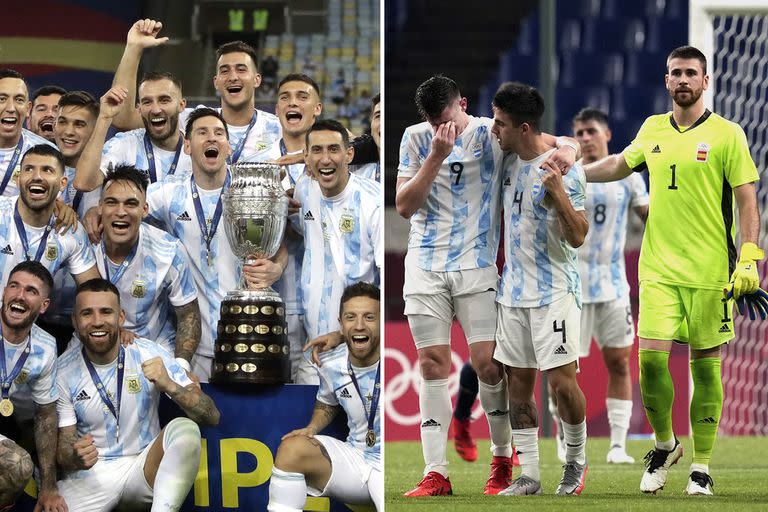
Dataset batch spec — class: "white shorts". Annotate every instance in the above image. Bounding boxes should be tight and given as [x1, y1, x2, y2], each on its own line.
[57, 439, 154, 512]
[191, 354, 213, 383]
[494, 294, 581, 371]
[287, 313, 319, 385]
[580, 295, 635, 357]
[404, 255, 498, 347]
[309, 435, 380, 509]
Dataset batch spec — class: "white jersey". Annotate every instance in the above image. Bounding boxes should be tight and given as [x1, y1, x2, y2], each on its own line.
[0, 129, 56, 197]
[3, 325, 59, 422]
[0, 197, 95, 292]
[398, 116, 504, 272]
[316, 346, 381, 471]
[497, 149, 586, 308]
[580, 174, 649, 303]
[146, 174, 240, 358]
[275, 158, 307, 315]
[93, 224, 198, 353]
[56, 339, 192, 465]
[350, 162, 380, 182]
[292, 173, 381, 340]
[100, 128, 192, 182]
[179, 106, 282, 164]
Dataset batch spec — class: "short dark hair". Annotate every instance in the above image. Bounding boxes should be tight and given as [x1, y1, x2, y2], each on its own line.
[58, 91, 99, 119]
[75, 278, 120, 304]
[339, 282, 380, 313]
[278, 73, 321, 97]
[492, 81, 545, 131]
[0, 68, 25, 82]
[216, 41, 259, 72]
[184, 107, 229, 139]
[371, 93, 380, 109]
[572, 107, 609, 127]
[31, 85, 67, 103]
[667, 45, 707, 74]
[21, 144, 65, 174]
[140, 71, 183, 94]
[103, 165, 149, 194]
[414, 75, 461, 122]
[8, 261, 54, 298]
[306, 119, 350, 148]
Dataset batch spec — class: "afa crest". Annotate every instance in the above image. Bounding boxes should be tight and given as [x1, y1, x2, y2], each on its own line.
[15, 370, 29, 385]
[339, 215, 354, 234]
[131, 279, 147, 298]
[45, 243, 57, 261]
[126, 377, 142, 394]
[253, 141, 268, 152]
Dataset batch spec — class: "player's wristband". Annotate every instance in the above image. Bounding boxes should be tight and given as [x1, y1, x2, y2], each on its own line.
[175, 357, 192, 372]
[556, 137, 579, 154]
[740, 242, 765, 262]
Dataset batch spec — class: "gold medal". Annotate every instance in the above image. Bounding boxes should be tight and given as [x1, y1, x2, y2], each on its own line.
[0, 398, 14, 417]
[366, 429, 376, 447]
[207, 251, 213, 267]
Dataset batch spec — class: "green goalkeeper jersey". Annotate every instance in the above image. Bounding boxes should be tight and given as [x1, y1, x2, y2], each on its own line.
[623, 110, 759, 290]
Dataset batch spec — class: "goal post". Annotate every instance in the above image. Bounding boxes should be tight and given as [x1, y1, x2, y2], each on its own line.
[690, 0, 768, 436]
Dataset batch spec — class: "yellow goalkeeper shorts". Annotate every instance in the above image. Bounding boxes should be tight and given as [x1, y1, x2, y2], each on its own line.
[638, 281, 735, 350]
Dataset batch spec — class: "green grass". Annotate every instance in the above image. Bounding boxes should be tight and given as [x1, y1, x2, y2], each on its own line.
[385, 437, 768, 511]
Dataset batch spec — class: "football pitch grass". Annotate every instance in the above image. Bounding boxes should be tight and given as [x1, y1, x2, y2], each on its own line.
[385, 437, 768, 511]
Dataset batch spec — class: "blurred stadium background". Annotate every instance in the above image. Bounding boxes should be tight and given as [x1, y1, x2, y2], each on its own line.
[384, 0, 768, 450]
[1, 0, 379, 134]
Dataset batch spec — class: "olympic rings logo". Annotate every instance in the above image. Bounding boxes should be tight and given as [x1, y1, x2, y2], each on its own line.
[384, 346, 483, 426]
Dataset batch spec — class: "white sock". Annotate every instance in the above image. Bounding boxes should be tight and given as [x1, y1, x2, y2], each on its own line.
[478, 376, 512, 457]
[655, 437, 676, 451]
[511, 427, 540, 481]
[267, 467, 306, 512]
[561, 419, 587, 465]
[420, 378, 451, 477]
[606, 398, 632, 449]
[151, 418, 202, 512]
[690, 463, 709, 475]
[548, 394, 564, 441]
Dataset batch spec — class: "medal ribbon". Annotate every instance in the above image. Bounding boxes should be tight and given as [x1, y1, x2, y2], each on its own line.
[347, 360, 380, 446]
[101, 240, 139, 285]
[190, 172, 230, 261]
[14, 201, 55, 262]
[82, 345, 124, 429]
[143, 132, 183, 183]
[228, 112, 257, 165]
[0, 324, 31, 400]
[0, 136, 24, 195]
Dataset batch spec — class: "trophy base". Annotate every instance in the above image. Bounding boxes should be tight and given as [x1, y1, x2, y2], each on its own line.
[211, 294, 291, 385]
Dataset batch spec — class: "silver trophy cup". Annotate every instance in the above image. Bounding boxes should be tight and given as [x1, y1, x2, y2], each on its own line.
[212, 162, 291, 384]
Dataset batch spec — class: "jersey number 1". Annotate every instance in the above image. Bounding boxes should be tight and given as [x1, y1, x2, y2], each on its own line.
[668, 164, 678, 190]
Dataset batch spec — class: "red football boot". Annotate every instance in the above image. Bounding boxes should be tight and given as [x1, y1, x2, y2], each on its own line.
[484, 455, 514, 495]
[452, 416, 478, 462]
[404, 471, 453, 497]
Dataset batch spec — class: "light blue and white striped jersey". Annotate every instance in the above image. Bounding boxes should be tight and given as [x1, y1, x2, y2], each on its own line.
[48, 166, 103, 325]
[146, 175, 240, 358]
[92, 224, 198, 353]
[4, 325, 59, 423]
[274, 162, 307, 315]
[100, 128, 192, 181]
[579, 174, 648, 303]
[350, 162, 380, 182]
[497, 149, 586, 308]
[56, 339, 192, 465]
[0, 129, 56, 197]
[0, 197, 96, 292]
[179, 106, 282, 164]
[292, 173, 381, 341]
[317, 345, 380, 471]
[398, 116, 504, 271]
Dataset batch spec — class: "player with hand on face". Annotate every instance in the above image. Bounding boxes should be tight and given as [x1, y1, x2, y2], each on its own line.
[268, 282, 382, 512]
[55, 278, 219, 511]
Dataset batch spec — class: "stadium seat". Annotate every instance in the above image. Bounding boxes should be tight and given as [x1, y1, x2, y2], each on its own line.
[558, 52, 623, 87]
[646, 18, 688, 53]
[498, 53, 538, 86]
[625, 51, 668, 86]
[557, 0, 602, 20]
[580, 18, 646, 53]
[559, 19, 582, 53]
[557, 86, 611, 122]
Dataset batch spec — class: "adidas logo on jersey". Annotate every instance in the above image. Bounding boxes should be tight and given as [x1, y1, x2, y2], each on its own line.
[75, 390, 91, 402]
[554, 345, 567, 355]
[177, 211, 192, 221]
[0, 244, 13, 255]
[338, 388, 352, 399]
[503, 177, 512, 186]
[304, 211, 315, 221]
[718, 324, 731, 333]
[651, 145, 661, 153]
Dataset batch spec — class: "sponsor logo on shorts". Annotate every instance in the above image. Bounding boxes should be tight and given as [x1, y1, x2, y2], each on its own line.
[338, 387, 352, 399]
[698, 416, 716, 424]
[554, 345, 567, 355]
[718, 324, 731, 333]
[503, 177, 512, 186]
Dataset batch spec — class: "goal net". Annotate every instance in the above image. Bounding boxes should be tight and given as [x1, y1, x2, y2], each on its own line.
[691, 0, 768, 436]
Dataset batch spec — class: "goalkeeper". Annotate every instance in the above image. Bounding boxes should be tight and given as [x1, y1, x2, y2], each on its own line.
[581, 45, 762, 496]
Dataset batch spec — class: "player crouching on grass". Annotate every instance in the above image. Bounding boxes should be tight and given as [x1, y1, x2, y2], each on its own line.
[268, 282, 382, 511]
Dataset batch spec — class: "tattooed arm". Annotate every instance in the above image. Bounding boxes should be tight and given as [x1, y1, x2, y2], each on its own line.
[33, 402, 67, 511]
[0, 439, 34, 505]
[173, 299, 201, 363]
[281, 400, 341, 440]
[56, 425, 98, 472]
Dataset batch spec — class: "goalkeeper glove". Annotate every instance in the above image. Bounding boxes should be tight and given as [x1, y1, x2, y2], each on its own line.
[725, 287, 768, 321]
[724, 242, 765, 300]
